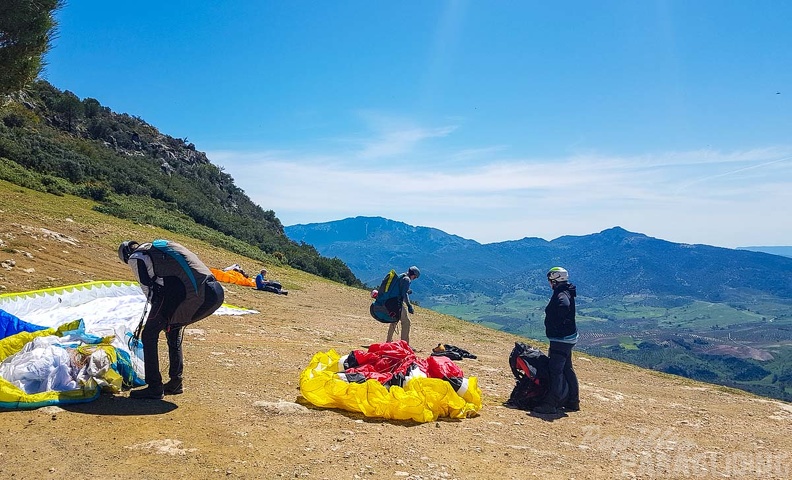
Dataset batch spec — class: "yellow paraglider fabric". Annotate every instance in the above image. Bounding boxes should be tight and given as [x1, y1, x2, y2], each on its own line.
[0, 320, 101, 409]
[299, 347, 482, 423]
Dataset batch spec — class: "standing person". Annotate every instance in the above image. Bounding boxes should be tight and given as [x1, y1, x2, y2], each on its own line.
[385, 266, 420, 345]
[533, 266, 580, 414]
[118, 239, 225, 399]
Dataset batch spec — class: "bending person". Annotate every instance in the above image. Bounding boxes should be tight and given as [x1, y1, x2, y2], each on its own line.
[119, 239, 224, 399]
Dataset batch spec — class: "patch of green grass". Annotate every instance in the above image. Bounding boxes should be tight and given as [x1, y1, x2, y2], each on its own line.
[618, 337, 640, 350]
[477, 320, 505, 331]
[94, 194, 282, 267]
[657, 301, 766, 328]
[0, 157, 74, 196]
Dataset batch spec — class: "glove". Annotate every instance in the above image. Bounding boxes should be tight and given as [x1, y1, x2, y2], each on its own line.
[407, 305, 414, 315]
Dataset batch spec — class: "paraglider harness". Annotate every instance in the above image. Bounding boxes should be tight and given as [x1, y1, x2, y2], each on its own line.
[369, 269, 406, 323]
[505, 342, 552, 410]
[126, 240, 224, 351]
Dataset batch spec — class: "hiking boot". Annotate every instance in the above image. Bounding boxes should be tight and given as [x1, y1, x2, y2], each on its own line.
[129, 386, 164, 400]
[163, 378, 183, 395]
[532, 403, 559, 415]
[563, 402, 580, 412]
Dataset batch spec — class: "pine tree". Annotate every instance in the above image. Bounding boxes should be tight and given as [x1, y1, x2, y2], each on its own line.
[0, 0, 63, 95]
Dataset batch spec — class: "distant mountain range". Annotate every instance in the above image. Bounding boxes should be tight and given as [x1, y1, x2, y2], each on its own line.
[286, 216, 792, 306]
[737, 246, 792, 258]
[286, 216, 792, 401]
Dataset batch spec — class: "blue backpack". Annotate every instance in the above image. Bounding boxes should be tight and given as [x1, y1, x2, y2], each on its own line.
[369, 269, 405, 323]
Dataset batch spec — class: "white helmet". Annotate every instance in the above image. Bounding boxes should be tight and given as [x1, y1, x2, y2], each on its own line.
[118, 241, 139, 263]
[547, 266, 568, 283]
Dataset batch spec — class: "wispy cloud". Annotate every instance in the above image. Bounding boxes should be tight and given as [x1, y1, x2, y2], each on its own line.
[672, 154, 792, 194]
[337, 111, 459, 160]
[207, 123, 792, 248]
[356, 125, 457, 159]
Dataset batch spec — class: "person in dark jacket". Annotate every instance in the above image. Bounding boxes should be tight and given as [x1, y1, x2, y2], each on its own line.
[385, 266, 420, 345]
[533, 266, 580, 414]
[119, 240, 224, 399]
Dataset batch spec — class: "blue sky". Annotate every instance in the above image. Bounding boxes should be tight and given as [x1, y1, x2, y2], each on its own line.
[44, 1, 791, 248]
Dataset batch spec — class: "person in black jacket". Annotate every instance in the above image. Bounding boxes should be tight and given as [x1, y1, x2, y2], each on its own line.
[533, 266, 580, 415]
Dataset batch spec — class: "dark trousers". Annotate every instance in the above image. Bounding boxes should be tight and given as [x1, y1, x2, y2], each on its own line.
[547, 341, 580, 407]
[141, 294, 185, 389]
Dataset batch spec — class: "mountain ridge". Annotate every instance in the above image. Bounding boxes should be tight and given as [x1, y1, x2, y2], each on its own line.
[738, 246, 792, 258]
[285, 216, 792, 303]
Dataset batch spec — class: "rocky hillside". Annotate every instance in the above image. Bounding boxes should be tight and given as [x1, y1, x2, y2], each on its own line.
[1, 181, 790, 479]
[0, 81, 361, 286]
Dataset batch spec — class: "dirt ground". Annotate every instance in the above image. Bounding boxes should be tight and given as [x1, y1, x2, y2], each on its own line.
[1, 182, 791, 480]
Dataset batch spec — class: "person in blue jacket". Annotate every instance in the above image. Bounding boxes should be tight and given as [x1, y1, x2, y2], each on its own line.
[255, 268, 269, 289]
[533, 266, 580, 414]
[254, 268, 288, 295]
[385, 266, 420, 345]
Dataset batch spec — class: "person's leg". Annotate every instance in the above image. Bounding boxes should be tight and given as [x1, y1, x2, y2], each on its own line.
[140, 313, 165, 389]
[546, 346, 567, 406]
[131, 303, 167, 399]
[563, 346, 580, 409]
[166, 325, 184, 376]
[534, 342, 572, 413]
[399, 309, 411, 344]
[386, 322, 397, 342]
[163, 325, 185, 394]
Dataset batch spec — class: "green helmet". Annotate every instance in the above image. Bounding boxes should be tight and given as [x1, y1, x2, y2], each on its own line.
[547, 266, 568, 283]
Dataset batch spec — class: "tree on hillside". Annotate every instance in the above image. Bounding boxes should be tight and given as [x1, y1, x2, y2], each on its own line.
[0, 0, 63, 96]
[82, 97, 102, 118]
[54, 90, 83, 131]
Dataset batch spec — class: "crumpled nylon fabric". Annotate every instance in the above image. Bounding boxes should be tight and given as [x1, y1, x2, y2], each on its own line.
[0, 281, 257, 409]
[299, 341, 482, 423]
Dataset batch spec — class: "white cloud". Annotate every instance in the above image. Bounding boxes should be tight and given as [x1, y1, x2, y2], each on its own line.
[339, 111, 458, 160]
[207, 127, 792, 249]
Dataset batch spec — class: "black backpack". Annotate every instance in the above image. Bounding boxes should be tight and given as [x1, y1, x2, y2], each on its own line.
[505, 342, 551, 410]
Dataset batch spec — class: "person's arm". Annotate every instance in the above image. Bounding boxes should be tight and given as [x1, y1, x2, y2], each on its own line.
[128, 252, 161, 297]
[401, 276, 414, 314]
[555, 291, 572, 322]
[132, 258, 154, 287]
